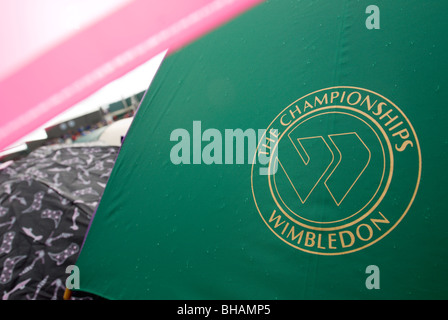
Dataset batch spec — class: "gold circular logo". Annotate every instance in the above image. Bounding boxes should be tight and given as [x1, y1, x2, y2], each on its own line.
[251, 87, 421, 255]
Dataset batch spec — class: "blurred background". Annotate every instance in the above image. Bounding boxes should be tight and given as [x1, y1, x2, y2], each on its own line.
[0, 51, 165, 162]
[0, 0, 169, 162]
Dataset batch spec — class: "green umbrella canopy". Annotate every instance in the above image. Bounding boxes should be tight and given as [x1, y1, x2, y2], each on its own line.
[75, 0, 448, 299]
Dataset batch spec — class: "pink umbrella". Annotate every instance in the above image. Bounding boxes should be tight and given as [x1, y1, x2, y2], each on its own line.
[0, 0, 263, 151]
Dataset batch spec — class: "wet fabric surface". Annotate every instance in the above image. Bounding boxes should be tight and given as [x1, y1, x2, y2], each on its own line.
[0, 144, 117, 300]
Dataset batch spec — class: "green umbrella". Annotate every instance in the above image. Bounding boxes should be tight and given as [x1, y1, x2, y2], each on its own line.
[75, 0, 448, 299]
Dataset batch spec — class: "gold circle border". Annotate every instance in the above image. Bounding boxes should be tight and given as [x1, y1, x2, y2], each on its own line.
[251, 86, 422, 256]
